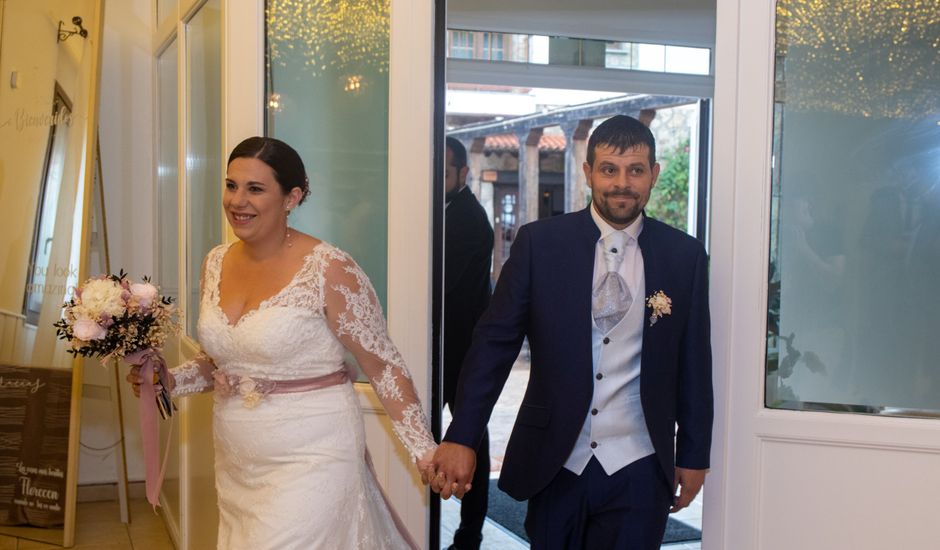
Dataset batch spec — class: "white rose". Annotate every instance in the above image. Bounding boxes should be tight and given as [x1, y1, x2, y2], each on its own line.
[79, 278, 126, 318]
[130, 282, 159, 308]
[73, 318, 107, 341]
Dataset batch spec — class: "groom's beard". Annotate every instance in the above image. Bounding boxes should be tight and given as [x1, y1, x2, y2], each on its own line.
[594, 190, 645, 227]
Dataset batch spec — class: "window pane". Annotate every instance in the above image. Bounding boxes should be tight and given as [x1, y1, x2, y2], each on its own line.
[635, 43, 665, 72]
[766, 0, 940, 415]
[265, 0, 390, 309]
[155, 38, 183, 533]
[185, 0, 222, 336]
[444, 30, 711, 76]
[450, 30, 473, 59]
[646, 104, 699, 235]
[157, 40, 179, 304]
[665, 46, 710, 76]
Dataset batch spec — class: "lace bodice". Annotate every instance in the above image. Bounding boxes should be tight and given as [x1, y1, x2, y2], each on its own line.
[170, 241, 435, 462]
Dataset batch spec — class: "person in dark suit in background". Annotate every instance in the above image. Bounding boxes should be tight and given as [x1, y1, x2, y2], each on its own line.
[442, 136, 495, 550]
[430, 116, 713, 550]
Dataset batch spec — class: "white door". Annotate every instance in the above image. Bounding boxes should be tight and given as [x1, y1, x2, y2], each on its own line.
[705, 1, 940, 549]
[222, 0, 434, 546]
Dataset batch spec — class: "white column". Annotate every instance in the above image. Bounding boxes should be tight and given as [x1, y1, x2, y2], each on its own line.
[562, 119, 593, 213]
[467, 137, 486, 198]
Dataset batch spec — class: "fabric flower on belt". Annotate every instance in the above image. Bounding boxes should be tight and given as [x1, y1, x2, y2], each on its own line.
[238, 377, 263, 409]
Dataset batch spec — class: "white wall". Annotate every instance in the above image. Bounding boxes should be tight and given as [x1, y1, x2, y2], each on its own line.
[448, 0, 716, 49]
[78, 0, 154, 486]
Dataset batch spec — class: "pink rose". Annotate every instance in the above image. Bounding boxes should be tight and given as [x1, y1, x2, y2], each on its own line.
[130, 282, 159, 308]
[73, 318, 107, 341]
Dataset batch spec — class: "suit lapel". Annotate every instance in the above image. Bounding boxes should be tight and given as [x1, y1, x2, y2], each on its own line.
[638, 217, 663, 365]
[574, 207, 600, 353]
[575, 206, 601, 291]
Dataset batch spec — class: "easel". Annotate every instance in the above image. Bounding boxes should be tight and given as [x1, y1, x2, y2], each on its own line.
[89, 135, 131, 523]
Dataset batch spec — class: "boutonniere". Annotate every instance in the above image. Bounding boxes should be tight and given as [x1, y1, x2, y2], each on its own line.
[646, 290, 672, 326]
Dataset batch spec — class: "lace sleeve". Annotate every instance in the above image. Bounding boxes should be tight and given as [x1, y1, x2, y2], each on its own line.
[322, 250, 436, 462]
[169, 253, 217, 397]
[169, 351, 216, 397]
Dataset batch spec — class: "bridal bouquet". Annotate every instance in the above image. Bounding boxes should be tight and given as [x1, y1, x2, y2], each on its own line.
[54, 271, 180, 418]
[55, 271, 180, 508]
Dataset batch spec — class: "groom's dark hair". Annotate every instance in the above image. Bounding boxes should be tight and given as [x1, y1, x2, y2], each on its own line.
[586, 115, 657, 168]
[228, 136, 311, 205]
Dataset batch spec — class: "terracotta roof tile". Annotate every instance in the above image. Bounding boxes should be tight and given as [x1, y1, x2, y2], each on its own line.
[484, 134, 567, 153]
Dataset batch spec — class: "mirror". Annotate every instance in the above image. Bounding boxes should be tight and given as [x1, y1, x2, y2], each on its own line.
[0, 0, 104, 545]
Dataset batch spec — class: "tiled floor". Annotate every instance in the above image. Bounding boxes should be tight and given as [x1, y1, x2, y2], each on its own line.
[0, 499, 174, 550]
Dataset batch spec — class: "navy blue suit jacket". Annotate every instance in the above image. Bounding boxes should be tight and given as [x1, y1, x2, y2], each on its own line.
[443, 207, 713, 501]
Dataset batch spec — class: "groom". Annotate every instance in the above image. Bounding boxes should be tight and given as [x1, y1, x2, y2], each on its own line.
[431, 115, 713, 549]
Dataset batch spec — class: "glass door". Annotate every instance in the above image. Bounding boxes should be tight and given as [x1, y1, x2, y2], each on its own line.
[708, 1, 940, 548]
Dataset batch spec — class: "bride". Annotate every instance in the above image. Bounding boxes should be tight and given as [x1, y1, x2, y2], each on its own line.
[129, 136, 437, 549]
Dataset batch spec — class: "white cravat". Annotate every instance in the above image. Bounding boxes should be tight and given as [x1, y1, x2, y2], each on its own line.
[592, 231, 632, 334]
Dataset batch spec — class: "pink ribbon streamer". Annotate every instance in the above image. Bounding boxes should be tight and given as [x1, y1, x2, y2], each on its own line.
[125, 348, 168, 508]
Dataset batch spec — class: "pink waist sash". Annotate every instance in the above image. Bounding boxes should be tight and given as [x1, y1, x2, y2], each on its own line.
[213, 367, 350, 407]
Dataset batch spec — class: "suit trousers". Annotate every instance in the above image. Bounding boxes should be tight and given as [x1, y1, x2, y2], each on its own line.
[524, 454, 671, 550]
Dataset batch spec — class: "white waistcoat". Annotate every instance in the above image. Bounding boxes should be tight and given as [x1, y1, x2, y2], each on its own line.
[563, 272, 655, 476]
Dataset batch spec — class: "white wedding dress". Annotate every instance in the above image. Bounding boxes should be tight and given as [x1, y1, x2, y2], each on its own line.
[168, 242, 436, 549]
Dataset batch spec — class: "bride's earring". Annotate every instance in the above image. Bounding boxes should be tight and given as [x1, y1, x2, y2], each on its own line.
[285, 207, 293, 247]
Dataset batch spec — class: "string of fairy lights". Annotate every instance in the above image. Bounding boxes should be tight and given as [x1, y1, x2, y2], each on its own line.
[775, 0, 940, 119]
[265, 0, 389, 81]
[262, 0, 938, 118]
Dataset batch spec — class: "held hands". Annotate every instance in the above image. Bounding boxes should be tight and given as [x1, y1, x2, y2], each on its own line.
[671, 467, 707, 513]
[416, 447, 437, 485]
[423, 442, 476, 499]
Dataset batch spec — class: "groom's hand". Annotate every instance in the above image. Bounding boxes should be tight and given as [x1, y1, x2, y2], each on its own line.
[431, 442, 476, 500]
[671, 467, 707, 512]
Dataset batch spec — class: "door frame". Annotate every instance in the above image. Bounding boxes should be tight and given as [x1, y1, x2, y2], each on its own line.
[220, 0, 436, 546]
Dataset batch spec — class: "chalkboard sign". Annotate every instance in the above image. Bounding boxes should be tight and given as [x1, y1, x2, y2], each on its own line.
[0, 365, 72, 528]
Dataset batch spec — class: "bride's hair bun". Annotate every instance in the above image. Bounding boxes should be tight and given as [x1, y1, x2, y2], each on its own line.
[228, 136, 311, 205]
